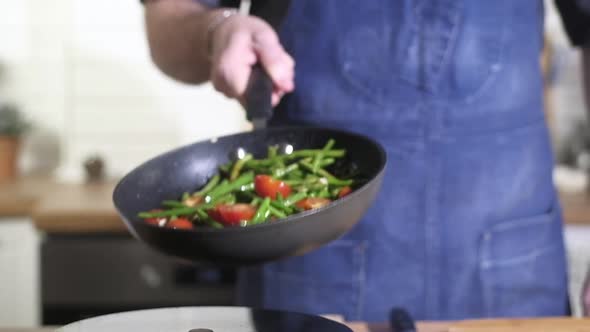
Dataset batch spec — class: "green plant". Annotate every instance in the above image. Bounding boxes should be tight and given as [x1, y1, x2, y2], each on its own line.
[0, 103, 30, 137]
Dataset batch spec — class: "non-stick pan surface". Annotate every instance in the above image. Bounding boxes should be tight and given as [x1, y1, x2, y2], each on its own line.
[113, 126, 386, 266]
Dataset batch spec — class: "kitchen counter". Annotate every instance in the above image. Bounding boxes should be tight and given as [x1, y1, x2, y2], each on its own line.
[560, 191, 590, 225]
[0, 176, 125, 233]
[1, 176, 590, 233]
[4, 317, 590, 332]
[355, 318, 590, 331]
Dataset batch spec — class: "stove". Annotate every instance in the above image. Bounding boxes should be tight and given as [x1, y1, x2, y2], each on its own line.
[56, 306, 353, 332]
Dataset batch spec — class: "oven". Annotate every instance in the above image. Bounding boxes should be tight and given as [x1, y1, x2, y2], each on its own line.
[41, 233, 236, 325]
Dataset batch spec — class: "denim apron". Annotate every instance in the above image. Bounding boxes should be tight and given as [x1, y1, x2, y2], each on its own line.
[237, 0, 569, 322]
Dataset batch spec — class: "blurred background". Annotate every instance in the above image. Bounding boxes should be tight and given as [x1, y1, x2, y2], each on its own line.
[0, 0, 589, 329]
[0, 0, 249, 183]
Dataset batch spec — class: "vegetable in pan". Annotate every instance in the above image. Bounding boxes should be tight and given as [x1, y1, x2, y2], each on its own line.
[138, 139, 359, 229]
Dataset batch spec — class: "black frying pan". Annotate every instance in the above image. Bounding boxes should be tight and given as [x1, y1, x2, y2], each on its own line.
[112, 1, 387, 267]
[113, 127, 386, 266]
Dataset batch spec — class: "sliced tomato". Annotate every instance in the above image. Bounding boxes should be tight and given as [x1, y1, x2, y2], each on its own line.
[166, 217, 194, 230]
[255, 175, 291, 199]
[144, 209, 167, 227]
[338, 186, 353, 198]
[295, 197, 331, 211]
[208, 203, 257, 226]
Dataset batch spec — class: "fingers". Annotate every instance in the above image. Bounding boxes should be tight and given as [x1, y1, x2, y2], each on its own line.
[210, 31, 257, 100]
[252, 27, 295, 93]
[208, 14, 294, 106]
[272, 87, 286, 107]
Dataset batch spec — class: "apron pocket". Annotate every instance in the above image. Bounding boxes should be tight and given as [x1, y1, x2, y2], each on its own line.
[479, 205, 569, 317]
[261, 239, 367, 320]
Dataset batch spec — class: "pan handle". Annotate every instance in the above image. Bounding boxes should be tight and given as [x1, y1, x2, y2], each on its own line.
[244, 63, 273, 124]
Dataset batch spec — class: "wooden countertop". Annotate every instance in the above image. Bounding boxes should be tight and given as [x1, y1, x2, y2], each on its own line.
[0, 176, 126, 233]
[560, 191, 590, 225]
[352, 318, 590, 331]
[4, 318, 590, 331]
[1, 176, 590, 233]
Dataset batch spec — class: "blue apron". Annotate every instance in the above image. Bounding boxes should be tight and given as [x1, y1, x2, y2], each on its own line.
[237, 0, 569, 322]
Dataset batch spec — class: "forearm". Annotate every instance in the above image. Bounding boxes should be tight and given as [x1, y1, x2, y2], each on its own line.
[144, 0, 223, 84]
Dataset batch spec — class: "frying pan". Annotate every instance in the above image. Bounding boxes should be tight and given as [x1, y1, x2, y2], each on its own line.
[112, 0, 387, 266]
[113, 127, 386, 266]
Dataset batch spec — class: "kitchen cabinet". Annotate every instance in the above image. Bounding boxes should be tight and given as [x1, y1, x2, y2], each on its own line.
[0, 218, 41, 327]
[41, 234, 235, 325]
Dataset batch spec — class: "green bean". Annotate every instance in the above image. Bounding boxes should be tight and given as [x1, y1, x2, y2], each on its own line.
[207, 179, 228, 197]
[285, 169, 305, 179]
[331, 187, 342, 198]
[276, 192, 285, 205]
[319, 158, 335, 168]
[194, 209, 224, 228]
[230, 154, 253, 181]
[206, 219, 224, 229]
[245, 149, 345, 168]
[268, 145, 278, 159]
[317, 187, 331, 198]
[287, 149, 344, 159]
[312, 139, 335, 173]
[221, 193, 236, 205]
[270, 200, 293, 214]
[138, 139, 354, 228]
[207, 172, 254, 199]
[162, 200, 185, 208]
[271, 193, 286, 211]
[195, 175, 220, 196]
[273, 163, 299, 178]
[269, 205, 287, 219]
[139, 207, 198, 219]
[284, 174, 323, 187]
[195, 209, 208, 220]
[283, 179, 304, 186]
[252, 197, 271, 224]
[243, 162, 269, 173]
[270, 193, 296, 215]
[194, 193, 235, 210]
[283, 192, 306, 207]
[240, 182, 255, 192]
[299, 160, 353, 186]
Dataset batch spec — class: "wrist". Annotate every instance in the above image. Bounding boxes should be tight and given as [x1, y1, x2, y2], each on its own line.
[204, 8, 239, 60]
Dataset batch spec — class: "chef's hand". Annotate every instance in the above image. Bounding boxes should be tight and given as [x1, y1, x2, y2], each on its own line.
[209, 13, 295, 106]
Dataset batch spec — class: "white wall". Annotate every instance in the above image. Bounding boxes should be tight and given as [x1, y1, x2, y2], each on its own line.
[544, 0, 588, 150]
[0, 0, 248, 182]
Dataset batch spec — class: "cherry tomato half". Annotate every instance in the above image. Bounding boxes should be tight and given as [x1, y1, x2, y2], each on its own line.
[338, 186, 353, 198]
[255, 175, 291, 199]
[144, 209, 167, 227]
[295, 197, 331, 211]
[208, 203, 257, 226]
[166, 217, 194, 230]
